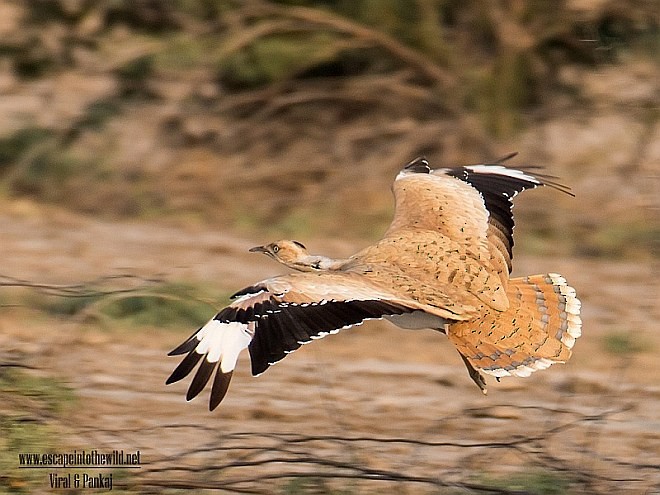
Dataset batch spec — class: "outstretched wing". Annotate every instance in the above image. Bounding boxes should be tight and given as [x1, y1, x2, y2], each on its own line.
[385, 157, 491, 253]
[166, 272, 418, 410]
[378, 157, 506, 310]
[438, 155, 572, 273]
[386, 156, 571, 280]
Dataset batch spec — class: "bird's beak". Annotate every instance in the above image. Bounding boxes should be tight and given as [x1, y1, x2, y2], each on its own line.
[249, 245, 267, 254]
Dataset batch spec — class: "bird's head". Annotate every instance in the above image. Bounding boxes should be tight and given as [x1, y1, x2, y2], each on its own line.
[249, 240, 313, 270]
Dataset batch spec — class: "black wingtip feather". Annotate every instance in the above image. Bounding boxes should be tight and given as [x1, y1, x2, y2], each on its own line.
[166, 351, 202, 385]
[186, 358, 216, 401]
[404, 156, 431, 173]
[231, 284, 267, 299]
[249, 348, 270, 376]
[210, 370, 233, 411]
[468, 154, 575, 198]
[168, 335, 199, 356]
[493, 151, 518, 163]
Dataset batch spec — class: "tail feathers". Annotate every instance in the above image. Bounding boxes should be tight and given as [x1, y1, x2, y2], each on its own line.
[448, 273, 581, 379]
[166, 320, 252, 410]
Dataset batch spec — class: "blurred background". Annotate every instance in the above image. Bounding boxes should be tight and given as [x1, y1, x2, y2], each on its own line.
[0, 0, 657, 493]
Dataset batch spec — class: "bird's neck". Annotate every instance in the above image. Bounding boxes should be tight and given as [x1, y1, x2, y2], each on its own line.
[288, 255, 344, 272]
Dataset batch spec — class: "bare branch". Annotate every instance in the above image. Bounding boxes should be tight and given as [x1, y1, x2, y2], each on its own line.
[230, 1, 455, 89]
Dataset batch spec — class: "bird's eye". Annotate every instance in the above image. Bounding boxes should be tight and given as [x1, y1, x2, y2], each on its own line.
[272, 245, 279, 253]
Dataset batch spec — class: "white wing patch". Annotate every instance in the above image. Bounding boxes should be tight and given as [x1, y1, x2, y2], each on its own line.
[463, 165, 543, 185]
[194, 320, 252, 373]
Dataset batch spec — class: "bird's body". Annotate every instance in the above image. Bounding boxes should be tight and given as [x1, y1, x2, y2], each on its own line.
[167, 156, 581, 410]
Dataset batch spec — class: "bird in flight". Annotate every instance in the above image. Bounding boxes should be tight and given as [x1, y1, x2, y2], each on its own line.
[167, 155, 581, 410]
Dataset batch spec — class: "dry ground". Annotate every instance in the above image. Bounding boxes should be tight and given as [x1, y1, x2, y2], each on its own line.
[1, 203, 658, 494]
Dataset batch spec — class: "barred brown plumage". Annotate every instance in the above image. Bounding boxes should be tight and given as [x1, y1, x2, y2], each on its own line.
[166, 155, 582, 410]
[447, 273, 581, 380]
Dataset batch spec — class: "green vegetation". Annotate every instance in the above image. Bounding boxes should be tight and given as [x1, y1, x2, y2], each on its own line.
[10, 151, 84, 200]
[0, 128, 54, 174]
[117, 54, 157, 98]
[587, 223, 659, 259]
[0, 368, 75, 493]
[476, 469, 574, 495]
[282, 477, 353, 495]
[25, 282, 224, 330]
[0, 368, 131, 494]
[75, 99, 123, 133]
[27, 291, 102, 318]
[278, 469, 575, 494]
[100, 283, 218, 329]
[0, 368, 75, 415]
[0, 0, 655, 259]
[602, 331, 647, 356]
[0, 417, 54, 493]
[220, 32, 345, 90]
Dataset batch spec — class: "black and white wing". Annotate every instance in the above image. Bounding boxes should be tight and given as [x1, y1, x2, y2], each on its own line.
[392, 155, 572, 275]
[166, 272, 418, 410]
[438, 154, 572, 272]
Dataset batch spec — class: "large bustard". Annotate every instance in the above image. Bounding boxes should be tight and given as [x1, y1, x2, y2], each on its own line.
[167, 156, 581, 410]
